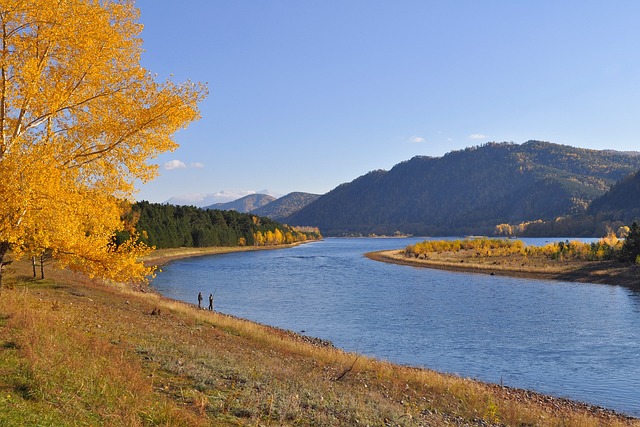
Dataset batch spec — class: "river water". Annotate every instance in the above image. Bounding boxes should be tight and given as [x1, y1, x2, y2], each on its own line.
[152, 237, 640, 416]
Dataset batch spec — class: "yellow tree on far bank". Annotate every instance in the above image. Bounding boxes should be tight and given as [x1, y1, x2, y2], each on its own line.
[0, 0, 206, 286]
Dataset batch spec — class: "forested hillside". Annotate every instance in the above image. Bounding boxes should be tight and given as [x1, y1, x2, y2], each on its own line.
[588, 169, 640, 217]
[285, 141, 640, 236]
[119, 202, 321, 249]
[495, 167, 640, 237]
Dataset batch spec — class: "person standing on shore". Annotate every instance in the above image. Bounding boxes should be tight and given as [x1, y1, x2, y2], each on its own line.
[197, 292, 203, 309]
[208, 293, 214, 311]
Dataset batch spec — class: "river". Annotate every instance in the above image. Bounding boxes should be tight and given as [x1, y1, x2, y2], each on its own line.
[152, 237, 640, 416]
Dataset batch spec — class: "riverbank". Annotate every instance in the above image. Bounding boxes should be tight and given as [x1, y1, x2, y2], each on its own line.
[366, 249, 640, 289]
[142, 242, 309, 268]
[0, 257, 638, 425]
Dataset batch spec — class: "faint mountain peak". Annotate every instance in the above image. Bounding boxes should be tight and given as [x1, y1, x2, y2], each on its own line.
[164, 190, 257, 207]
[204, 193, 276, 213]
[251, 192, 321, 220]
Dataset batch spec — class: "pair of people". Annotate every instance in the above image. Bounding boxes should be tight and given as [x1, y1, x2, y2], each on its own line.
[197, 291, 214, 311]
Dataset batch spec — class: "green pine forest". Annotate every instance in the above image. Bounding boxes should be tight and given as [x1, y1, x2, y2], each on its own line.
[117, 201, 321, 249]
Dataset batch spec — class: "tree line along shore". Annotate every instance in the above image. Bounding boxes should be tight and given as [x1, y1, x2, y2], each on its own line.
[366, 233, 640, 289]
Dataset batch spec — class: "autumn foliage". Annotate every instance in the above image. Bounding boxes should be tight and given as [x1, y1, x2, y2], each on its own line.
[405, 234, 631, 263]
[0, 0, 206, 285]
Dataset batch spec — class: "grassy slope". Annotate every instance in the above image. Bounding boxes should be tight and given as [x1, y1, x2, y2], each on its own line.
[0, 250, 638, 426]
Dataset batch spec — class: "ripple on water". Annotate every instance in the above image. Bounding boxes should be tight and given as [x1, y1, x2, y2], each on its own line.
[152, 238, 640, 416]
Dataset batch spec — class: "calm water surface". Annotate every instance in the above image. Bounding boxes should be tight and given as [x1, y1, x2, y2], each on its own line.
[152, 238, 640, 416]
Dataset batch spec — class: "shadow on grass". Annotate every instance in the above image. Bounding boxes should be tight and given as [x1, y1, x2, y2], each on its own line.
[554, 261, 640, 290]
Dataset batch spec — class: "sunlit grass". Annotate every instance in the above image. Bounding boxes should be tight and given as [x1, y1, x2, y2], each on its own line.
[0, 259, 637, 426]
[0, 288, 204, 426]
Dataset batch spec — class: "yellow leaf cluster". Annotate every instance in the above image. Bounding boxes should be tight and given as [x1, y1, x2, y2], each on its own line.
[0, 0, 206, 284]
[407, 238, 526, 257]
[252, 228, 320, 247]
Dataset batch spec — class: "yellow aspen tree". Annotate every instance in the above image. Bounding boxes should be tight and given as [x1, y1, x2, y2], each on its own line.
[265, 230, 275, 246]
[0, 0, 206, 286]
[253, 231, 265, 246]
[284, 231, 294, 244]
[273, 228, 284, 245]
[617, 225, 630, 238]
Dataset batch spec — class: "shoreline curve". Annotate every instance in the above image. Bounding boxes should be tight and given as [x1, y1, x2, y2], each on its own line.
[365, 249, 640, 289]
[141, 244, 638, 420]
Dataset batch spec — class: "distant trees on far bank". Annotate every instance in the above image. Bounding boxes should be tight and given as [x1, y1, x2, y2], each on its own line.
[494, 215, 639, 238]
[117, 202, 321, 249]
[406, 224, 640, 266]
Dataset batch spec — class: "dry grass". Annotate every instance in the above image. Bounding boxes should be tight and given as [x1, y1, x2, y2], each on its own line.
[0, 258, 638, 426]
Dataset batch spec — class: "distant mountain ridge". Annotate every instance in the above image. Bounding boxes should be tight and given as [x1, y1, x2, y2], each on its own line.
[284, 141, 640, 236]
[204, 193, 276, 213]
[250, 192, 321, 221]
[164, 190, 282, 208]
[200, 191, 321, 220]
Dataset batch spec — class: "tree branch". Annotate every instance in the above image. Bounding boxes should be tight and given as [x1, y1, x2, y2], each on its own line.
[333, 353, 361, 382]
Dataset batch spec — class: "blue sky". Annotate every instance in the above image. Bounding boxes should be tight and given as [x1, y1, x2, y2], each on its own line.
[135, 1, 640, 205]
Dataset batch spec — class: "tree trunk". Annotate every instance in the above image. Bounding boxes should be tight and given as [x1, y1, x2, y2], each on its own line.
[32, 256, 37, 278]
[40, 254, 45, 279]
[0, 242, 9, 289]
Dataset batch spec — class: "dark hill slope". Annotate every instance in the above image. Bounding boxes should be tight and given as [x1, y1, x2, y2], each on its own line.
[250, 192, 321, 220]
[516, 168, 640, 237]
[204, 193, 276, 213]
[285, 141, 640, 236]
[587, 169, 640, 221]
[283, 170, 388, 236]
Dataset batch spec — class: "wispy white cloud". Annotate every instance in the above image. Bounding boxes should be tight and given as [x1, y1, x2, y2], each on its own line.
[409, 136, 426, 144]
[164, 160, 187, 170]
[190, 162, 205, 169]
[468, 133, 486, 140]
